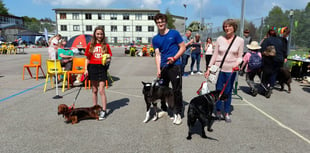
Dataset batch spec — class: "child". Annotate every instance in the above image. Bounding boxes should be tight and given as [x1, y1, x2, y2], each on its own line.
[240, 41, 262, 96]
[84, 26, 112, 120]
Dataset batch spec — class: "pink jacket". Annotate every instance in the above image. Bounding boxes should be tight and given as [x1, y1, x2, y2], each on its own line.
[208, 36, 244, 72]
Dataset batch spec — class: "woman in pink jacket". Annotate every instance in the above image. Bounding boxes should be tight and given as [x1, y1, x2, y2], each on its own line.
[204, 19, 244, 123]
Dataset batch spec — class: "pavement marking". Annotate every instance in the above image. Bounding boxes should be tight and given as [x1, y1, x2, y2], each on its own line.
[0, 82, 45, 103]
[242, 98, 310, 145]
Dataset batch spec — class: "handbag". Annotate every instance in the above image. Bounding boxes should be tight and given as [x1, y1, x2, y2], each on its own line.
[208, 35, 237, 84]
[196, 81, 210, 95]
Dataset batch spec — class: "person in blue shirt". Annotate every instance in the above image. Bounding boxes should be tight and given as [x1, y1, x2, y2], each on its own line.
[152, 13, 186, 125]
[181, 30, 194, 76]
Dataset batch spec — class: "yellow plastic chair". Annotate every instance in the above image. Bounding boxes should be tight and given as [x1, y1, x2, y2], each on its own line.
[44, 60, 67, 92]
[67, 57, 87, 89]
[0, 44, 7, 54]
[23, 54, 46, 80]
[7, 45, 17, 54]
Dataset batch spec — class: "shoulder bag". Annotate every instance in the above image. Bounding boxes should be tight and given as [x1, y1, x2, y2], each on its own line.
[208, 35, 237, 84]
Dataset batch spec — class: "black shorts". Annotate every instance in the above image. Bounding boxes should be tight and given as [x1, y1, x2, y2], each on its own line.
[87, 64, 108, 81]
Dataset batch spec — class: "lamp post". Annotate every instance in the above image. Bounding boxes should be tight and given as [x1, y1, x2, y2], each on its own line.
[288, 9, 294, 56]
[240, 0, 245, 37]
[184, 5, 187, 34]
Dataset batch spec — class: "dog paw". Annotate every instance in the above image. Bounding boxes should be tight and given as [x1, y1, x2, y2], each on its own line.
[152, 116, 158, 121]
[207, 128, 213, 132]
[186, 136, 192, 140]
[143, 119, 149, 123]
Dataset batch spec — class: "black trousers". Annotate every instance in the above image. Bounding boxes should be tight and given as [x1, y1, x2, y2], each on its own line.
[160, 65, 183, 114]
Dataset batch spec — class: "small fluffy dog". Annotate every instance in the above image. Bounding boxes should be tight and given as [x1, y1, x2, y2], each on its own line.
[142, 80, 174, 123]
[277, 67, 292, 93]
[58, 104, 103, 124]
[186, 90, 228, 140]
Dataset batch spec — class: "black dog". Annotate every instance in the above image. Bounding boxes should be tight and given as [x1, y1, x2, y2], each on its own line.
[277, 67, 292, 93]
[186, 90, 228, 140]
[142, 80, 174, 123]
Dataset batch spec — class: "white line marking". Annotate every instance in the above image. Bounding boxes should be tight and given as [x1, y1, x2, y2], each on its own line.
[242, 98, 310, 144]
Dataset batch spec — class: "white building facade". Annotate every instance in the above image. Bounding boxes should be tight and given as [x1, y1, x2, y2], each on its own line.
[53, 8, 163, 44]
[53, 8, 185, 45]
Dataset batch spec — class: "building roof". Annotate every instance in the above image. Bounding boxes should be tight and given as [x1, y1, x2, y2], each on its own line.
[52, 8, 160, 13]
[15, 30, 43, 36]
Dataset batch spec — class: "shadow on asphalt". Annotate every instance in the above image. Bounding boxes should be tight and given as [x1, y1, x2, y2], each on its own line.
[106, 98, 129, 117]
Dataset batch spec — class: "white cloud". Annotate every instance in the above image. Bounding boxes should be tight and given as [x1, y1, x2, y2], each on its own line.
[33, 0, 116, 7]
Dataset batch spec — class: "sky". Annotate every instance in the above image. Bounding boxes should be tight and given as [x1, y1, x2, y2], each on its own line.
[3, 0, 309, 28]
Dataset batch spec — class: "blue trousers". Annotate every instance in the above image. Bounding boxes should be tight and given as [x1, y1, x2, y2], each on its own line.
[215, 71, 236, 113]
[190, 52, 201, 72]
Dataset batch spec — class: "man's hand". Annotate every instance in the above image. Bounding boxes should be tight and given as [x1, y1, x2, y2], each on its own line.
[167, 57, 176, 64]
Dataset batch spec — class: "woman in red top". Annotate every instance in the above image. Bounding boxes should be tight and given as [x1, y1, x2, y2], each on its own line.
[85, 26, 112, 120]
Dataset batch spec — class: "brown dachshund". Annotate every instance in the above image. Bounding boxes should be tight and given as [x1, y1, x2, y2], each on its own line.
[58, 104, 103, 124]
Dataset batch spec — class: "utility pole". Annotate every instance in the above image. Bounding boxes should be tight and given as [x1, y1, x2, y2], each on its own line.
[240, 0, 245, 37]
[288, 10, 294, 56]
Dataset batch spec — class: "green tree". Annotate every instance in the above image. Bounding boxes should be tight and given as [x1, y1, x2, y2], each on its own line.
[263, 6, 287, 33]
[296, 2, 310, 47]
[0, 0, 9, 15]
[165, 9, 176, 29]
[187, 21, 201, 32]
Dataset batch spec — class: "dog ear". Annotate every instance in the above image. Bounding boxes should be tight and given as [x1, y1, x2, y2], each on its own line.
[142, 81, 146, 85]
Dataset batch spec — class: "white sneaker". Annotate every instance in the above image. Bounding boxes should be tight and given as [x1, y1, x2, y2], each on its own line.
[158, 111, 168, 118]
[173, 114, 182, 125]
[197, 71, 203, 75]
[225, 114, 231, 123]
[99, 110, 106, 120]
[190, 72, 195, 75]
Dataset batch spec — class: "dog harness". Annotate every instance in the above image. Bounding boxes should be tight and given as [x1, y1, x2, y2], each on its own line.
[203, 93, 215, 103]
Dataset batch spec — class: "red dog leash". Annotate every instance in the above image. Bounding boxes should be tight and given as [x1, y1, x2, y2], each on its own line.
[219, 67, 239, 98]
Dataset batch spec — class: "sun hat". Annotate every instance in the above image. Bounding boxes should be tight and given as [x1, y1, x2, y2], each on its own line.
[246, 41, 261, 50]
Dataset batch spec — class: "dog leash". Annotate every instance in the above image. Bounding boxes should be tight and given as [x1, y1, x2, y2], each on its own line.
[69, 74, 88, 110]
[219, 67, 239, 98]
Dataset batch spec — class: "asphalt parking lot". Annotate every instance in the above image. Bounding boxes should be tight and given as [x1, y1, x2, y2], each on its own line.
[0, 47, 309, 153]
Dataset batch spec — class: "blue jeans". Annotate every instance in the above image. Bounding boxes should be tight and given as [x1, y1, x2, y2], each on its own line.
[190, 52, 201, 72]
[181, 54, 190, 75]
[215, 71, 236, 113]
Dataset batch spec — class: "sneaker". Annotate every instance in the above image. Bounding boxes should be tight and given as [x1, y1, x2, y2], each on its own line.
[190, 72, 195, 75]
[251, 88, 258, 97]
[182, 73, 188, 77]
[99, 110, 106, 120]
[173, 114, 182, 125]
[225, 113, 231, 123]
[265, 89, 272, 98]
[197, 71, 203, 75]
[216, 111, 223, 121]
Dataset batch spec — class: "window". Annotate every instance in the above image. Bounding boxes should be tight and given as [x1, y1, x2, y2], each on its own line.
[85, 13, 92, 20]
[111, 25, 117, 32]
[123, 37, 130, 43]
[111, 37, 117, 43]
[136, 26, 142, 32]
[86, 25, 92, 31]
[72, 13, 79, 20]
[73, 25, 80, 31]
[123, 25, 130, 32]
[135, 13, 142, 20]
[60, 25, 67, 31]
[148, 37, 153, 43]
[60, 13, 66, 19]
[110, 13, 117, 20]
[136, 37, 142, 43]
[98, 13, 105, 20]
[123, 13, 129, 20]
[147, 14, 155, 20]
[148, 26, 154, 32]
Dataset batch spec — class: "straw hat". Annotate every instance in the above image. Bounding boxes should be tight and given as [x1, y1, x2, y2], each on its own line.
[246, 41, 261, 50]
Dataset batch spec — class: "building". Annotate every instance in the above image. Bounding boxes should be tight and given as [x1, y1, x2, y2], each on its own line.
[53, 8, 185, 44]
[0, 14, 25, 42]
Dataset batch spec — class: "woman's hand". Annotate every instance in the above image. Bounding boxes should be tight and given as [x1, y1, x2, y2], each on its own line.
[84, 69, 88, 75]
[204, 69, 210, 78]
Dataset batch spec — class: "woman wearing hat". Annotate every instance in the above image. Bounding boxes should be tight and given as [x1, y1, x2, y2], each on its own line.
[240, 41, 262, 96]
